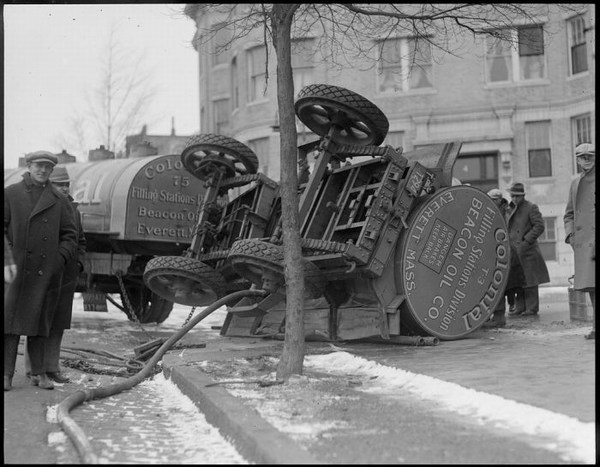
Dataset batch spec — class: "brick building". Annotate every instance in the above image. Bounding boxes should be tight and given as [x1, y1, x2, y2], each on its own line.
[184, 4, 595, 285]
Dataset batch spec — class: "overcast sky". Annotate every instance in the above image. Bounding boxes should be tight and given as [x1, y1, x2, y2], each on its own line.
[3, 3, 199, 168]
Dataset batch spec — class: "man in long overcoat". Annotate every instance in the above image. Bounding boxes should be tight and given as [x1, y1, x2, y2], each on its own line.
[4, 152, 78, 391]
[564, 143, 595, 339]
[24, 165, 87, 382]
[505, 182, 550, 317]
[483, 189, 526, 327]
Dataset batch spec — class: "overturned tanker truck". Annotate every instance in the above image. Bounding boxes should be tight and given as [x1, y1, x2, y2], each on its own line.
[144, 84, 510, 342]
[4, 154, 206, 324]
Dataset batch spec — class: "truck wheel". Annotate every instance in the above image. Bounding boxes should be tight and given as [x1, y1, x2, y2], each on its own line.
[181, 134, 259, 181]
[227, 239, 324, 299]
[143, 294, 174, 324]
[295, 84, 389, 146]
[120, 286, 174, 324]
[143, 256, 228, 306]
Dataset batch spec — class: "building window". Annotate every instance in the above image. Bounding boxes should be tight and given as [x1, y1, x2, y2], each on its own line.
[248, 45, 267, 102]
[486, 36, 512, 83]
[377, 38, 433, 93]
[485, 25, 546, 83]
[211, 24, 230, 66]
[291, 38, 315, 93]
[518, 25, 545, 80]
[213, 98, 230, 135]
[571, 114, 592, 173]
[526, 121, 552, 178]
[246, 137, 270, 174]
[568, 14, 588, 75]
[538, 217, 556, 261]
[452, 152, 499, 193]
[231, 57, 239, 110]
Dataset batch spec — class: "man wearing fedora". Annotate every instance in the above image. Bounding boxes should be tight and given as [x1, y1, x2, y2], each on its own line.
[4, 151, 78, 391]
[505, 182, 550, 317]
[564, 143, 595, 339]
[24, 165, 87, 382]
[483, 189, 526, 327]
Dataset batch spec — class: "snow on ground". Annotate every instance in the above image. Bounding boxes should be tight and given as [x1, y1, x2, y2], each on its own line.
[46, 373, 248, 464]
[304, 351, 595, 464]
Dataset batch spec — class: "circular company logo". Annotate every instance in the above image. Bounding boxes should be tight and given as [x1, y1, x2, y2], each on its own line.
[397, 185, 510, 339]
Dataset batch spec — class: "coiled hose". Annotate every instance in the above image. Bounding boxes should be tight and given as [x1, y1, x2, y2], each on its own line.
[56, 288, 268, 464]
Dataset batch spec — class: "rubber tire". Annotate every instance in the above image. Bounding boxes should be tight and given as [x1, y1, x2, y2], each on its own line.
[227, 239, 324, 299]
[295, 84, 389, 146]
[143, 294, 174, 324]
[120, 286, 174, 324]
[181, 133, 259, 181]
[143, 255, 228, 307]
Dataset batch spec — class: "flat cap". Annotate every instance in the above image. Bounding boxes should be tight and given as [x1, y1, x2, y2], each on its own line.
[25, 151, 58, 166]
[487, 188, 503, 200]
[575, 143, 595, 157]
[49, 165, 71, 183]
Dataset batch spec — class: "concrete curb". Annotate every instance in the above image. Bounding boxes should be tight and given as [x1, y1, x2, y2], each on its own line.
[164, 364, 321, 464]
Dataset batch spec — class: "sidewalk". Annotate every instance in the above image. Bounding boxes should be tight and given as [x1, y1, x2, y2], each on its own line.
[161, 287, 596, 464]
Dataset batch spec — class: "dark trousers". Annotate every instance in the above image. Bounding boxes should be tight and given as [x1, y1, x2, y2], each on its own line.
[4, 334, 47, 377]
[515, 286, 540, 314]
[24, 330, 64, 374]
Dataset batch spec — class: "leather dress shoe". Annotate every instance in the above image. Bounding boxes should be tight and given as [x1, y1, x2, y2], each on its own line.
[584, 330, 595, 340]
[521, 310, 539, 317]
[47, 372, 70, 383]
[508, 309, 524, 316]
[30, 374, 54, 390]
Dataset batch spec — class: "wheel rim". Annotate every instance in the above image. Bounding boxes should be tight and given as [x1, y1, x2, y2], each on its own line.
[144, 256, 227, 306]
[296, 101, 377, 145]
[295, 84, 389, 146]
[181, 134, 258, 181]
[145, 271, 219, 306]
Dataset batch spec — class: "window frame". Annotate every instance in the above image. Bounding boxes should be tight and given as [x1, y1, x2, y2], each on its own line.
[212, 98, 230, 135]
[247, 45, 268, 103]
[538, 217, 557, 262]
[571, 113, 592, 173]
[291, 38, 316, 93]
[376, 37, 434, 94]
[211, 23, 230, 67]
[231, 56, 239, 111]
[525, 120, 553, 178]
[567, 14, 589, 76]
[484, 25, 548, 85]
[452, 152, 499, 193]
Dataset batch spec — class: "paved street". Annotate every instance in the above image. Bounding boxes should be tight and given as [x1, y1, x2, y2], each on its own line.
[3, 287, 595, 464]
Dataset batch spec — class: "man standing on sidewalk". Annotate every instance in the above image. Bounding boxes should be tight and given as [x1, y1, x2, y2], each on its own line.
[505, 182, 550, 318]
[483, 188, 525, 327]
[4, 152, 78, 391]
[24, 165, 87, 382]
[564, 143, 595, 340]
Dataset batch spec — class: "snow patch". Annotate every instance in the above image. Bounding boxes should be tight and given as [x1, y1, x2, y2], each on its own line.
[46, 404, 58, 423]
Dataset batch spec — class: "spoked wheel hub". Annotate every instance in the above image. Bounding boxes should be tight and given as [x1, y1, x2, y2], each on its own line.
[143, 256, 228, 306]
[181, 133, 259, 181]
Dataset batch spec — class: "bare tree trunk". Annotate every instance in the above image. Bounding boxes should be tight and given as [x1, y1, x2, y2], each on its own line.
[272, 4, 305, 380]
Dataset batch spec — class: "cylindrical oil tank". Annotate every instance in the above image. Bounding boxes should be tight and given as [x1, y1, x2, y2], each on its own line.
[395, 185, 510, 340]
[4, 154, 206, 254]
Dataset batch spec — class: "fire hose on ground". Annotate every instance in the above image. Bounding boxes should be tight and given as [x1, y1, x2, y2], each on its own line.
[56, 288, 268, 464]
